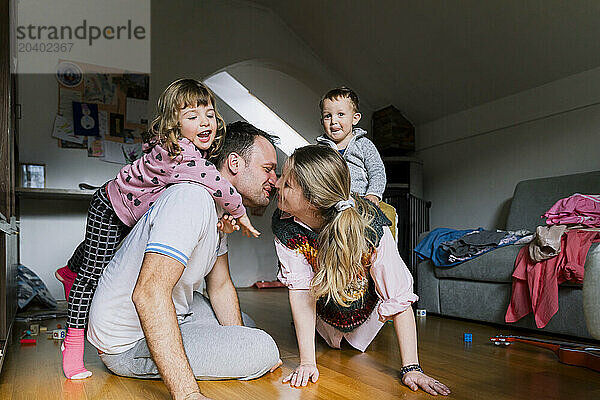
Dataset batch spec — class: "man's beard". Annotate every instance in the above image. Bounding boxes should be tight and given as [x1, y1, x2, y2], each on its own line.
[242, 184, 274, 208]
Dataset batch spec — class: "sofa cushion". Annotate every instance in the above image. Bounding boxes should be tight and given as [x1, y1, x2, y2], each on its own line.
[434, 244, 524, 283]
[438, 279, 590, 338]
[506, 170, 600, 232]
[432, 242, 598, 286]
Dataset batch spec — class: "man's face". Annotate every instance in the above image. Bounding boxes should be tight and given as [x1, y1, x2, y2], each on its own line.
[235, 136, 278, 208]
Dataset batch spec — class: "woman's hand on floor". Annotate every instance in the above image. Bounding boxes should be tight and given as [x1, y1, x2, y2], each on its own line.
[402, 371, 451, 396]
[282, 363, 319, 387]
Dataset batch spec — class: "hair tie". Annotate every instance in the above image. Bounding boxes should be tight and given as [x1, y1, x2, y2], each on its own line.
[334, 197, 355, 212]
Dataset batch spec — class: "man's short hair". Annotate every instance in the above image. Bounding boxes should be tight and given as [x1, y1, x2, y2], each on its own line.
[319, 86, 360, 114]
[211, 121, 278, 169]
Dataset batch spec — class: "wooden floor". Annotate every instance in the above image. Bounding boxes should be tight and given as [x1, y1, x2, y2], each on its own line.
[1, 288, 599, 399]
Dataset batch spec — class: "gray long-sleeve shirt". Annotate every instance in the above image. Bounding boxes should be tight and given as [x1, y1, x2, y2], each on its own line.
[316, 128, 387, 199]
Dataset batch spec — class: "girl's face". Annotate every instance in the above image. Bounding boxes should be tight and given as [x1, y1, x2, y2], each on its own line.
[275, 163, 314, 220]
[178, 102, 217, 151]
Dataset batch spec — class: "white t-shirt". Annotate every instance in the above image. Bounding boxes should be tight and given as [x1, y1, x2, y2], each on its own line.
[87, 183, 228, 354]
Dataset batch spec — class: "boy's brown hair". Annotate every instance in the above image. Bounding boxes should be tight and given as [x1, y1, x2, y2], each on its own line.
[319, 86, 360, 114]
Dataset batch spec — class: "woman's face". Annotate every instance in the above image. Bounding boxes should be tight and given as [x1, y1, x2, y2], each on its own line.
[275, 163, 314, 219]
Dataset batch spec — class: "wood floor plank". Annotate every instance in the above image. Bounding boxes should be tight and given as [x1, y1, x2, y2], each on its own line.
[0, 288, 598, 399]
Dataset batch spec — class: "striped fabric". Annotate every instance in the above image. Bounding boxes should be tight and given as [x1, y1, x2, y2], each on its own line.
[145, 242, 189, 265]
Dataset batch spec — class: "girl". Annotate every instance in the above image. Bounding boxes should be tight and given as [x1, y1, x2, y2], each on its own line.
[272, 145, 450, 396]
[57, 78, 258, 380]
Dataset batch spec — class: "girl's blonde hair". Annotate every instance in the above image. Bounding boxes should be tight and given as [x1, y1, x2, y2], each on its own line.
[286, 145, 375, 306]
[145, 78, 226, 158]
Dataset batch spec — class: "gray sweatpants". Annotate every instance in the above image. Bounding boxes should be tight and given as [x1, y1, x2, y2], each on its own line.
[99, 293, 280, 380]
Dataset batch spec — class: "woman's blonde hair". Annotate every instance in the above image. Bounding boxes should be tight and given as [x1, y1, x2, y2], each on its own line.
[286, 145, 375, 306]
[144, 78, 226, 158]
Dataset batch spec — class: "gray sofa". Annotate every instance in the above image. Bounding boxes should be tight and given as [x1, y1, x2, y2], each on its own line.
[417, 170, 600, 339]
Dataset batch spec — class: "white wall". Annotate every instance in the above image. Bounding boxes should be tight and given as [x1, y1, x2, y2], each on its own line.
[219, 63, 324, 286]
[416, 66, 600, 230]
[18, 0, 349, 299]
[17, 73, 125, 300]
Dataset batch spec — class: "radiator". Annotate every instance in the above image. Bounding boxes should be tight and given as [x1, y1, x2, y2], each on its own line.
[382, 192, 430, 276]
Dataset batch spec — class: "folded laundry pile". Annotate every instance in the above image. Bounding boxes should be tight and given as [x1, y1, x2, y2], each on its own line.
[442, 229, 531, 263]
[415, 228, 532, 267]
[543, 193, 600, 227]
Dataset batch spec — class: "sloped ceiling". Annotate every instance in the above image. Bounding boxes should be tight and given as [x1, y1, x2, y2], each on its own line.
[249, 0, 600, 124]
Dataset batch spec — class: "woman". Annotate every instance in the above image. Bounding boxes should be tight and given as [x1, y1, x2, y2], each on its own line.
[272, 145, 450, 396]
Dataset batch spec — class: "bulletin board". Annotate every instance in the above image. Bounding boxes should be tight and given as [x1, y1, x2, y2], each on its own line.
[52, 60, 150, 164]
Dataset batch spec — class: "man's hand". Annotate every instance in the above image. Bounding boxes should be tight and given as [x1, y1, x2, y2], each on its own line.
[133, 253, 206, 400]
[270, 359, 283, 373]
[205, 253, 243, 326]
[182, 393, 212, 400]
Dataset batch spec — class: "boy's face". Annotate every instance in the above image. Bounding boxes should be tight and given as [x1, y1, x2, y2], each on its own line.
[321, 97, 361, 148]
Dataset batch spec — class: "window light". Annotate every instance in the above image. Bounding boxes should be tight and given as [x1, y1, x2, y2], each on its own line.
[204, 71, 309, 155]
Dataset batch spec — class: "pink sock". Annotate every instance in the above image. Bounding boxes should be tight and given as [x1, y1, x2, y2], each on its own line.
[55, 266, 77, 301]
[62, 328, 92, 379]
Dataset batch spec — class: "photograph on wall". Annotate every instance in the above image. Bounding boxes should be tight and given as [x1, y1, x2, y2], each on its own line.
[72, 102, 100, 136]
[115, 73, 149, 100]
[19, 164, 46, 188]
[109, 113, 125, 138]
[84, 74, 116, 105]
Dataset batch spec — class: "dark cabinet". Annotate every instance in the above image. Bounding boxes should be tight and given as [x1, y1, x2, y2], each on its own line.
[0, 0, 19, 371]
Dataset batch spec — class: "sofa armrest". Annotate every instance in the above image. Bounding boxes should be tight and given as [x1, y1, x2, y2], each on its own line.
[417, 230, 430, 243]
[416, 258, 440, 313]
[583, 242, 600, 339]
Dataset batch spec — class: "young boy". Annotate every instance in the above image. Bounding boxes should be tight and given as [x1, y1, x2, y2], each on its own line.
[317, 87, 386, 205]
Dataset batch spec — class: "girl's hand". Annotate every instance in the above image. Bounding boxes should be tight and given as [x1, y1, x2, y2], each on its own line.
[217, 214, 239, 234]
[282, 363, 319, 387]
[402, 371, 451, 396]
[237, 213, 261, 237]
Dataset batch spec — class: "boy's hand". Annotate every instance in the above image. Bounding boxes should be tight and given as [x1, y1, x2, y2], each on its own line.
[237, 213, 261, 238]
[365, 194, 380, 205]
[217, 214, 239, 234]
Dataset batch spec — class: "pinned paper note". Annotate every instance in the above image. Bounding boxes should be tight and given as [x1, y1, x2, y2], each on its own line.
[51, 114, 84, 144]
[126, 98, 149, 125]
[58, 88, 82, 120]
[98, 111, 108, 137]
[87, 137, 104, 157]
[101, 140, 142, 164]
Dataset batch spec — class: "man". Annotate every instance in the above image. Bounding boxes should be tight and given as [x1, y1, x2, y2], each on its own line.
[87, 122, 280, 400]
